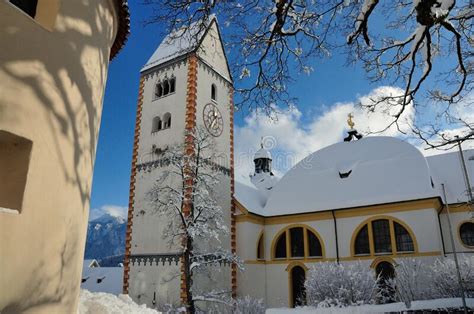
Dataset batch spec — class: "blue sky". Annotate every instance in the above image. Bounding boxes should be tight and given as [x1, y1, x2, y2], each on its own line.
[89, 2, 471, 220]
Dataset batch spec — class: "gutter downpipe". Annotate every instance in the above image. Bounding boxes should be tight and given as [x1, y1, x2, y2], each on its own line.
[436, 201, 447, 256]
[332, 210, 340, 263]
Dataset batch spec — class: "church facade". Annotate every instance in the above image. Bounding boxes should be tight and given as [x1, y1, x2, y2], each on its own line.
[124, 17, 474, 309]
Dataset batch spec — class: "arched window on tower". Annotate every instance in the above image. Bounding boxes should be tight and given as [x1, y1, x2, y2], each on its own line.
[152, 116, 162, 133]
[163, 113, 171, 129]
[257, 233, 264, 260]
[155, 83, 163, 99]
[211, 84, 217, 101]
[163, 80, 170, 95]
[170, 78, 176, 93]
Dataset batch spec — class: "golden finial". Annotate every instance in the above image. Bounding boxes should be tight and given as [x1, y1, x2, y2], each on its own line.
[347, 113, 355, 129]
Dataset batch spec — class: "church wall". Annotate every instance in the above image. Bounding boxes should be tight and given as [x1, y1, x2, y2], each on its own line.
[237, 221, 264, 260]
[237, 264, 267, 301]
[439, 210, 474, 254]
[0, 1, 121, 312]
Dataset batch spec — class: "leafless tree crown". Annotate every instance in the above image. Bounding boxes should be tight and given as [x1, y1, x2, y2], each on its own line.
[146, 0, 473, 148]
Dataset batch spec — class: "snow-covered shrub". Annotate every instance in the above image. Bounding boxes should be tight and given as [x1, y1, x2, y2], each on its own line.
[430, 256, 474, 299]
[385, 256, 474, 307]
[305, 262, 378, 307]
[389, 259, 431, 304]
[233, 296, 265, 314]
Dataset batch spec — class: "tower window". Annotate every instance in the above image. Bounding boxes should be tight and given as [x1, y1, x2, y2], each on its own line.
[152, 116, 162, 133]
[155, 84, 163, 98]
[0, 130, 32, 213]
[154, 78, 176, 99]
[170, 78, 176, 93]
[162, 113, 171, 129]
[211, 84, 217, 101]
[163, 80, 169, 95]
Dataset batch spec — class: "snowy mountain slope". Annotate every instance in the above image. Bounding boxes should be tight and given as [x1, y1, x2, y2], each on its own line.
[84, 214, 126, 261]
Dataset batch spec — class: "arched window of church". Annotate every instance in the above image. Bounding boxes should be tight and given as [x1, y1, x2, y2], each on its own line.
[163, 113, 171, 129]
[307, 230, 322, 257]
[290, 227, 304, 258]
[163, 80, 170, 95]
[155, 83, 163, 99]
[211, 84, 217, 101]
[372, 219, 392, 254]
[354, 225, 370, 255]
[459, 222, 474, 247]
[394, 222, 414, 252]
[353, 217, 415, 256]
[257, 233, 264, 260]
[170, 78, 176, 93]
[152, 116, 162, 133]
[275, 232, 287, 259]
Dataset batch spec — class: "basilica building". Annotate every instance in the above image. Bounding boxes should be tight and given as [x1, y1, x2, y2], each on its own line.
[123, 16, 474, 309]
[235, 131, 473, 308]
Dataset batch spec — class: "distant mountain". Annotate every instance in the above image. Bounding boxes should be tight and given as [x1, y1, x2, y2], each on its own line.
[84, 214, 126, 263]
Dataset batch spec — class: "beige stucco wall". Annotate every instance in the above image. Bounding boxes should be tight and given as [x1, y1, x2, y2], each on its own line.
[0, 1, 119, 312]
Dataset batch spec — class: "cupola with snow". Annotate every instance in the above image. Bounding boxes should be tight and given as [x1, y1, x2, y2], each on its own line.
[254, 145, 273, 175]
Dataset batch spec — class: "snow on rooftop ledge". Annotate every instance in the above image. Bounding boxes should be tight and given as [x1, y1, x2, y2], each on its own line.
[78, 289, 161, 314]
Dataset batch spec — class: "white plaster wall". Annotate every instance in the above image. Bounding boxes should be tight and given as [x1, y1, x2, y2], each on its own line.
[237, 264, 266, 302]
[439, 211, 474, 253]
[129, 263, 180, 308]
[236, 221, 264, 260]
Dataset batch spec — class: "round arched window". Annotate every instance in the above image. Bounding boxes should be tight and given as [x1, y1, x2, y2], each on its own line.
[459, 222, 474, 247]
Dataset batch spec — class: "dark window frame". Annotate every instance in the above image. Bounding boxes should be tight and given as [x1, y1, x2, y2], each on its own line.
[460, 222, 474, 247]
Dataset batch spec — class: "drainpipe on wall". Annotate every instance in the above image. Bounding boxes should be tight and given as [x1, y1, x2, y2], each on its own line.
[331, 210, 340, 263]
[436, 202, 447, 256]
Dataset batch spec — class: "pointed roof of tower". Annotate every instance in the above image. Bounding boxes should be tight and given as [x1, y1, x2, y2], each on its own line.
[141, 15, 232, 81]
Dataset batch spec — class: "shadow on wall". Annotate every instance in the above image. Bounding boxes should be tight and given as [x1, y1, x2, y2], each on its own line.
[2, 220, 79, 313]
[1, 0, 117, 312]
[1, 0, 111, 209]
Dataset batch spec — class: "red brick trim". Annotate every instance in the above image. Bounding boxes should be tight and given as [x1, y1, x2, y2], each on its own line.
[181, 54, 198, 303]
[123, 76, 145, 294]
[229, 86, 237, 298]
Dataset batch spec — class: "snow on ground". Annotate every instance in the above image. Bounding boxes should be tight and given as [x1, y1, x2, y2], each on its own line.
[267, 298, 474, 313]
[78, 289, 161, 314]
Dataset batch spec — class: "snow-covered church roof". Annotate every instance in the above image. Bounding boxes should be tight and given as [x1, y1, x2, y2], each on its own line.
[234, 136, 474, 217]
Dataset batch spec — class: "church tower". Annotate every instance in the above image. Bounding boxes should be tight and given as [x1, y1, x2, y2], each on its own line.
[123, 17, 235, 308]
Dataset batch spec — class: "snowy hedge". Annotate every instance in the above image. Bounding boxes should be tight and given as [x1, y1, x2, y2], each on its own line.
[305, 262, 378, 307]
[305, 256, 474, 309]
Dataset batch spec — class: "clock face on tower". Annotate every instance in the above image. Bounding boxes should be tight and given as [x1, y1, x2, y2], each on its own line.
[203, 103, 223, 137]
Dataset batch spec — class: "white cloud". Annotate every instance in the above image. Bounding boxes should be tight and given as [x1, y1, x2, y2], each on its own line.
[89, 205, 128, 221]
[234, 86, 416, 185]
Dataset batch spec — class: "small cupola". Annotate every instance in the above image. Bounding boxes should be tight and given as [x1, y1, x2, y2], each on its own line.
[344, 113, 363, 142]
[254, 143, 273, 175]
